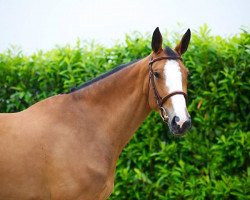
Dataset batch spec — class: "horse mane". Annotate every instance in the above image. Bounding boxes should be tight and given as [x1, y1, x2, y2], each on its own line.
[67, 59, 139, 93]
[66, 45, 175, 94]
[165, 46, 179, 57]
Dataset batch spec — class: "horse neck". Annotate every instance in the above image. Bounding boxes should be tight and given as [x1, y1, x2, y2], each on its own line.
[70, 56, 151, 157]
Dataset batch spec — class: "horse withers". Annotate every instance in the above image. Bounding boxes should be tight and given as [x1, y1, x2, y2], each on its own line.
[0, 27, 191, 200]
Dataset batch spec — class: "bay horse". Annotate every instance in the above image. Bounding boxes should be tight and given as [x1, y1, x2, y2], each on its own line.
[0, 27, 191, 200]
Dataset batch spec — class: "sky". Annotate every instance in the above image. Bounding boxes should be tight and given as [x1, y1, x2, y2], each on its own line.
[0, 0, 249, 54]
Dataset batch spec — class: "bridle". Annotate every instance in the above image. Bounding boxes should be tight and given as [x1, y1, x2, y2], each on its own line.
[148, 56, 188, 122]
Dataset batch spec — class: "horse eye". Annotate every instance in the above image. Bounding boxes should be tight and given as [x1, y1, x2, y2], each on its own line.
[153, 72, 160, 79]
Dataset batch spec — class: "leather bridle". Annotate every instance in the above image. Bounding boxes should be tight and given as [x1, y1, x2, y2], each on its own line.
[148, 56, 188, 122]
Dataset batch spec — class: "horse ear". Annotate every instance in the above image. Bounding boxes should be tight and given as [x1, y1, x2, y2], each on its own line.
[151, 27, 163, 53]
[175, 29, 191, 55]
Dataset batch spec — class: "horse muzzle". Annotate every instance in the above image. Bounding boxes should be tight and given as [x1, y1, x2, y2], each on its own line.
[169, 116, 192, 136]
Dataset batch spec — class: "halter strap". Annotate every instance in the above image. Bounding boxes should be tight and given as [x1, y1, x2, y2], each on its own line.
[149, 56, 183, 65]
[148, 56, 187, 122]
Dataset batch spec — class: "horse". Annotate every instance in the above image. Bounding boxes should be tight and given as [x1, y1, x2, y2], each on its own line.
[0, 27, 191, 200]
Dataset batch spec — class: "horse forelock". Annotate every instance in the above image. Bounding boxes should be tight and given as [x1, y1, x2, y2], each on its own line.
[164, 46, 179, 57]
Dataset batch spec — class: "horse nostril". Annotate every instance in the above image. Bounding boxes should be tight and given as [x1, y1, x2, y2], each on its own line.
[171, 116, 180, 127]
[171, 116, 191, 130]
[174, 116, 180, 123]
[170, 116, 191, 134]
[183, 118, 192, 130]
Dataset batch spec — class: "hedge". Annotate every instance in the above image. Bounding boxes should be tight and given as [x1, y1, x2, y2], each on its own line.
[0, 26, 249, 199]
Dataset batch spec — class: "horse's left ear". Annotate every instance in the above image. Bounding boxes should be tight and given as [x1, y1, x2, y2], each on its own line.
[175, 29, 191, 55]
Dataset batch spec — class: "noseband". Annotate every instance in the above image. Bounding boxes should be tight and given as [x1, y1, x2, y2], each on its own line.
[148, 56, 188, 122]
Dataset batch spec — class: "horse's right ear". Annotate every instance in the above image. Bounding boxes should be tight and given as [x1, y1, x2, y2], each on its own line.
[151, 27, 163, 54]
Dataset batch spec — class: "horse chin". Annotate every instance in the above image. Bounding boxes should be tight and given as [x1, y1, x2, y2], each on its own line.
[169, 126, 188, 137]
[171, 130, 187, 137]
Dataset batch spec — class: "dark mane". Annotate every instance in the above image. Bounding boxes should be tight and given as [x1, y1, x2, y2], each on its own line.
[67, 59, 139, 93]
[165, 46, 178, 57]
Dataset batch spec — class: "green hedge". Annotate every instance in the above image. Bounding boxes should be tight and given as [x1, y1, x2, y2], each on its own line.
[0, 26, 249, 199]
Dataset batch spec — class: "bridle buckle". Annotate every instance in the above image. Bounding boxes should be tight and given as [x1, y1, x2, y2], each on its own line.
[160, 107, 169, 122]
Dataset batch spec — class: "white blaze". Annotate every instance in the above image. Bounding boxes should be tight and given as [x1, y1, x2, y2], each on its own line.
[164, 60, 188, 127]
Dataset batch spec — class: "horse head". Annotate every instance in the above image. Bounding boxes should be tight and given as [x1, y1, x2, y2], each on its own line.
[148, 27, 191, 136]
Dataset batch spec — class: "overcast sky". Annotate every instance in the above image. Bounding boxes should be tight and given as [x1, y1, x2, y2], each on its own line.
[0, 0, 249, 54]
